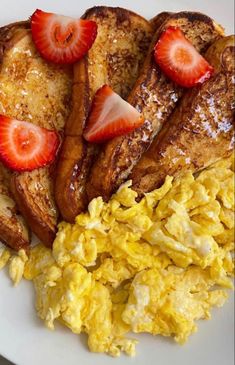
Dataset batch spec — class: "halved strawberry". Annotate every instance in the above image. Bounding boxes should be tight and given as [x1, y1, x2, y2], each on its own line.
[0, 115, 60, 172]
[154, 26, 214, 88]
[31, 9, 97, 64]
[83, 85, 144, 143]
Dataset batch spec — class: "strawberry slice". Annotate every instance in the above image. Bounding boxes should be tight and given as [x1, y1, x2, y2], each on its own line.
[83, 85, 144, 143]
[31, 9, 97, 64]
[0, 115, 60, 172]
[154, 26, 214, 88]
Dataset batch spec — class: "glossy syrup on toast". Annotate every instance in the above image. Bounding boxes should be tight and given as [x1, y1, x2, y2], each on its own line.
[55, 6, 154, 222]
[87, 12, 224, 202]
[0, 22, 72, 247]
[131, 35, 235, 194]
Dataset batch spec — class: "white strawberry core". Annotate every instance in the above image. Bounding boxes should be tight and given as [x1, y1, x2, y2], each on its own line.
[170, 41, 199, 69]
[48, 15, 80, 49]
[88, 93, 140, 134]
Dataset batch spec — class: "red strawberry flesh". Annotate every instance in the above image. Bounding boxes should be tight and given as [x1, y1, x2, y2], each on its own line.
[0, 115, 59, 172]
[154, 26, 214, 88]
[84, 85, 144, 143]
[31, 9, 97, 64]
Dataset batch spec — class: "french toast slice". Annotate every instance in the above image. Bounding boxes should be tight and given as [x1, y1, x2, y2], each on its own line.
[0, 22, 73, 246]
[0, 22, 31, 251]
[0, 162, 29, 251]
[131, 35, 235, 194]
[150, 12, 172, 29]
[86, 12, 224, 202]
[55, 6, 154, 222]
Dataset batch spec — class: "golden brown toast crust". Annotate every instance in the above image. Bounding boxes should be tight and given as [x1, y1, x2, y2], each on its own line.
[0, 163, 30, 251]
[0, 22, 73, 247]
[11, 168, 57, 245]
[55, 6, 154, 223]
[0, 21, 30, 58]
[131, 36, 235, 194]
[150, 12, 172, 29]
[87, 12, 224, 202]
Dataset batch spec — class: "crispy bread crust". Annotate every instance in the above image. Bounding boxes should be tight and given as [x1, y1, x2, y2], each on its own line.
[131, 36, 235, 194]
[55, 6, 154, 222]
[150, 12, 172, 29]
[11, 164, 59, 247]
[84, 6, 151, 27]
[0, 223, 28, 251]
[0, 163, 30, 251]
[0, 21, 30, 60]
[87, 12, 224, 202]
[55, 59, 91, 223]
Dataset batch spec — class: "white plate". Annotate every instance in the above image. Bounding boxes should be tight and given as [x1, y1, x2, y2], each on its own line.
[0, 1, 234, 365]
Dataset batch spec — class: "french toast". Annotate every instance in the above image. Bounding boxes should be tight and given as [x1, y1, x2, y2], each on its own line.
[55, 6, 154, 223]
[0, 162, 29, 251]
[131, 35, 235, 194]
[150, 12, 172, 29]
[0, 22, 73, 246]
[86, 12, 224, 202]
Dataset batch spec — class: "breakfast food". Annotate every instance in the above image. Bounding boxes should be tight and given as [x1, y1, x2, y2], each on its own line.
[150, 11, 172, 29]
[83, 85, 144, 142]
[0, 21, 73, 246]
[55, 6, 154, 222]
[131, 35, 235, 195]
[31, 9, 98, 64]
[154, 26, 214, 87]
[1, 155, 233, 356]
[0, 163, 29, 251]
[0, 115, 60, 171]
[86, 12, 224, 202]
[0, 5, 234, 360]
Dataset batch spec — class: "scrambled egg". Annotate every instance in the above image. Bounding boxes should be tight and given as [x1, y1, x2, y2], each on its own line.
[0, 242, 10, 270]
[1, 156, 234, 357]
